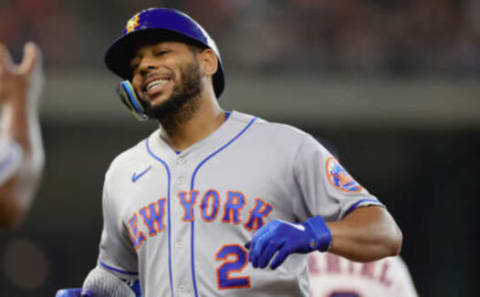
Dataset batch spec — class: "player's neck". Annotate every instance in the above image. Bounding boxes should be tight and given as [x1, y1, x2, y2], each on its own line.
[159, 96, 225, 152]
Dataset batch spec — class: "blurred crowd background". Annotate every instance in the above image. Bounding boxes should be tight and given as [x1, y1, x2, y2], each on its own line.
[2, 0, 480, 75]
[0, 0, 479, 296]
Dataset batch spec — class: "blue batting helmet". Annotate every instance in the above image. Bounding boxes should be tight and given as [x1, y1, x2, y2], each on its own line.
[104, 8, 225, 98]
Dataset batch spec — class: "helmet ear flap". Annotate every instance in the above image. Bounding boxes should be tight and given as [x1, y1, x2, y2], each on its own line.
[116, 80, 149, 121]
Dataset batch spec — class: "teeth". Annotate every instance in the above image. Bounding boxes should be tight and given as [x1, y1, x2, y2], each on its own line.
[146, 79, 169, 91]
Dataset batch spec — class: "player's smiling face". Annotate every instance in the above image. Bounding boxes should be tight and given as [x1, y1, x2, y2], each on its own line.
[129, 41, 200, 107]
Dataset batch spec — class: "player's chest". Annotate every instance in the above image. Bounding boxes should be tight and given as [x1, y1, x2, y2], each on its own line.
[120, 150, 292, 205]
[115, 151, 295, 242]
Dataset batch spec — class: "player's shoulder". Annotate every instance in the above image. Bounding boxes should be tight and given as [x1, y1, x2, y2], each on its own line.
[232, 110, 312, 143]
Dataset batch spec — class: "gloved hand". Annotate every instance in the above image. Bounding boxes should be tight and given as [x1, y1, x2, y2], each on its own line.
[246, 216, 332, 270]
[55, 288, 93, 297]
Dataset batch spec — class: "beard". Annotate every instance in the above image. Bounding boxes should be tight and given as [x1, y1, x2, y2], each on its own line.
[143, 58, 203, 125]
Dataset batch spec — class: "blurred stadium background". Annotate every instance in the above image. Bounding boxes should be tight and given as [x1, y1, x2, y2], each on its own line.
[1, 0, 479, 296]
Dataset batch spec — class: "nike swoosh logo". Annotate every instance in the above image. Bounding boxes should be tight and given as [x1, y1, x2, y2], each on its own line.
[132, 166, 152, 182]
[279, 219, 306, 231]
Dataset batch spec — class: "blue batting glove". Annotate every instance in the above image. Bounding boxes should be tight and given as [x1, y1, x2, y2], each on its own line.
[246, 216, 332, 270]
[55, 288, 93, 297]
[127, 279, 142, 297]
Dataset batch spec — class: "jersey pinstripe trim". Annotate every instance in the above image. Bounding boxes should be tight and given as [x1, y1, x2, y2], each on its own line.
[189, 116, 257, 297]
[345, 198, 383, 216]
[146, 139, 175, 297]
[99, 261, 139, 276]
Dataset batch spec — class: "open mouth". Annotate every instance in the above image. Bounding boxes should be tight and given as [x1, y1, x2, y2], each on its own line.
[146, 78, 171, 91]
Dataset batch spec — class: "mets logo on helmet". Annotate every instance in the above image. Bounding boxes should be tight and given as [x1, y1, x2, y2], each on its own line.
[325, 157, 363, 193]
[126, 14, 140, 33]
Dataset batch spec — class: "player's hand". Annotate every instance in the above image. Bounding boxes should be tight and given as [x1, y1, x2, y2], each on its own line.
[54, 288, 93, 297]
[0, 41, 44, 107]
[246, 216, 332, 270]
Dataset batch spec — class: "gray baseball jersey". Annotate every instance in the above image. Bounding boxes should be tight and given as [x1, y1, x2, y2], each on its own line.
[0, 137, 22, 186]
[96, 111, 383, 297]
[308, 252, 418, 297]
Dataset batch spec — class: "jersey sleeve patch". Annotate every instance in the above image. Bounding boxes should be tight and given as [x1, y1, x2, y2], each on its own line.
[325, 157, 363, 193]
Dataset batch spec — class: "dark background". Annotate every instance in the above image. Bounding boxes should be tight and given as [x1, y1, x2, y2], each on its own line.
[1, 0, 479, 296]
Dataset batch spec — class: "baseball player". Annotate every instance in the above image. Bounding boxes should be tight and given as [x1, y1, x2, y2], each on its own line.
[0, 41, 45, 228]
[56, 8, 402, 297]
[308, 252, 418, 297]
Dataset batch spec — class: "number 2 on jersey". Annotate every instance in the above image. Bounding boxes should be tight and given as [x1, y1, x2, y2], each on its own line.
[215, 244, 250, 290]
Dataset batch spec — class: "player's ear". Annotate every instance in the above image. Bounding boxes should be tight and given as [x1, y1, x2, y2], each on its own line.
[197, 48, 218, 77]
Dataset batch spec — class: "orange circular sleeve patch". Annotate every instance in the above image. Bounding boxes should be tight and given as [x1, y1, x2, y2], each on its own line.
[325, 157, 363, 193]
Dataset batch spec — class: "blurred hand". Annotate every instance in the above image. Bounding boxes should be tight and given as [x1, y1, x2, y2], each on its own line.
[0, 42, 44, 107]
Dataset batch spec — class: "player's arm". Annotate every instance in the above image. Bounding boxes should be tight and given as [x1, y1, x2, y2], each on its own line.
[247, 207, 401, 269]
[55, 182, 142, 297]
[316, 138, 403, 261]
[0, 42, 45, 228]
[248, 135, 402, 269]
[54, 172, 141, 296]
[326, 205, 402, 262]
[247, 206, 402, 269]
[55, 266, 141, 297]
